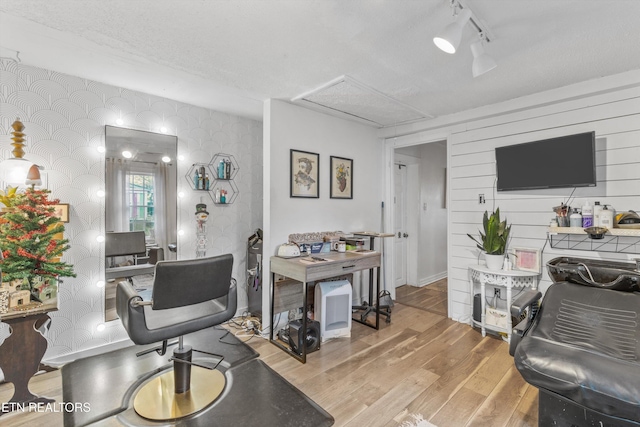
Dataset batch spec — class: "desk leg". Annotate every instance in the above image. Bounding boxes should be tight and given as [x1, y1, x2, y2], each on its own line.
[269, 272, 307, 363]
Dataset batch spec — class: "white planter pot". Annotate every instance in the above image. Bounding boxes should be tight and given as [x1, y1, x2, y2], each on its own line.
[485, 253, 505, 271]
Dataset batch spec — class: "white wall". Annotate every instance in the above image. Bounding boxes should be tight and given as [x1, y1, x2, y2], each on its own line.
[386, 70, 640, 322]
[262, 100, 382, 323]
[0, 59, 263, 360]
[417, 143, 448, 285]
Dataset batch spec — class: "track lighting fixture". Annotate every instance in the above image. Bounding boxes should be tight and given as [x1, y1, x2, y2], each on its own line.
[471, 36, 497, 77]
[433, 8, 472, 54]
[433, 0, 498, 77]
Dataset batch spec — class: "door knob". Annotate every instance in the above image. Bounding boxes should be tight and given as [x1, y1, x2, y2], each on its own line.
[403, 233, 409, 238]
[397, 232, 401, 238]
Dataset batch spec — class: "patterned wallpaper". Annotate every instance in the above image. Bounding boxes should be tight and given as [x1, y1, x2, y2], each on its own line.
[0, 59, 263, 360]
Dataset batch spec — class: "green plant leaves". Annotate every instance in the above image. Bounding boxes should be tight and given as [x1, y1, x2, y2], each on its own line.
[468, 208, 511, 255]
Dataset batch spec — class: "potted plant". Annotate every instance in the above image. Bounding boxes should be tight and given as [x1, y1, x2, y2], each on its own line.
[467, 208, 511, 270]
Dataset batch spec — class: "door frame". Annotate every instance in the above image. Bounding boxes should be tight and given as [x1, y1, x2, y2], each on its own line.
[383, 133, 450, 314]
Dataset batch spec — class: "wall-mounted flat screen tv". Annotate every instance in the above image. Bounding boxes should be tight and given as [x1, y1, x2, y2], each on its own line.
[495, 131, 596, 191]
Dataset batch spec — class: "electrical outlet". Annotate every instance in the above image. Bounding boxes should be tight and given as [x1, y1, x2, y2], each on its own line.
[494, 288, 501, 298]
[479, 194, 485, 204]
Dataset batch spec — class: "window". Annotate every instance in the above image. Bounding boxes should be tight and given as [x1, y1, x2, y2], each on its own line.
[127, 172, 155, 244]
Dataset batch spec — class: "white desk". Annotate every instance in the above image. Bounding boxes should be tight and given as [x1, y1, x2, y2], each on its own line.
[468, 265, 539, 342]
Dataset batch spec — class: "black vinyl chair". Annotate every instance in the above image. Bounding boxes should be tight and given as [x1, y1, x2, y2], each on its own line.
[116, 254, 237, 421]
[510, 257, 640, 426]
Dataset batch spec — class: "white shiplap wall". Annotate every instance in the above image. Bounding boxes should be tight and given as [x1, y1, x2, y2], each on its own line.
[448, 85, 640, 321]
[389, 73, 640, 323]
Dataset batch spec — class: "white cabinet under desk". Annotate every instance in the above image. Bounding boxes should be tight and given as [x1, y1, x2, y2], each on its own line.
[468, 265, 540, 343]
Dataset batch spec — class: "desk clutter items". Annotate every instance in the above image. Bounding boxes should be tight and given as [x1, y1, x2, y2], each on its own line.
[287, 230, 364, 255]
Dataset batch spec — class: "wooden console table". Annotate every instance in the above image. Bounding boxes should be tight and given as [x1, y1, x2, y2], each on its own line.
[0, 306, 57, 415]
[270, 250, 381, 363]
[468, 265, 539, 343]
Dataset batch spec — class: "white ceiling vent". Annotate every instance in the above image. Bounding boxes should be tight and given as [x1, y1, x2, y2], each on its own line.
[291, 76, 432, 128]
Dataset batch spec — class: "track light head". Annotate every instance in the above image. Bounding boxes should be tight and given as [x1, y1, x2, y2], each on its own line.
[470, 40, 497, 77]
[433, 8, 472, 54]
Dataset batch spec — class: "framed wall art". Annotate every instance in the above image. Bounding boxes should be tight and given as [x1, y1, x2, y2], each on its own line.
[52, 203, 70, 223]
[512, 247, 541, 273]
[290, 149, 319, 198]
[330, 156, 352, 199]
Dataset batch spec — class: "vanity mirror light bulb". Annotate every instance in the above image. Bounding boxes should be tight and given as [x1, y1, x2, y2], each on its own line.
[178, 155, 185, 161]
[160, 126, 168, 134]
[96, 146, 106, 153]
[161, 156, 171, 163]
[178, 191, 185, 198]
[96, 323, 106, 332]
[178, 229, 185, 236]
[122, 150, 132, 159]
[96, 235, 105, 243]
[96, 190, 105, 197]
[115, 118, 124, 126]
[96, 280, 105, 288]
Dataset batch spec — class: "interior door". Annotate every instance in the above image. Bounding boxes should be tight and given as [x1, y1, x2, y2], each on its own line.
[394, 164, 407, 288]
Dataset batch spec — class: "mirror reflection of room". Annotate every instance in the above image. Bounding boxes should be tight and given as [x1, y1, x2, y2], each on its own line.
[104, 126, 178, 321]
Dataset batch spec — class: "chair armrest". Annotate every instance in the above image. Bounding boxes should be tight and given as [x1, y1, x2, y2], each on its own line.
[510, 289, 542, 318]
[509, 289, 542, 356]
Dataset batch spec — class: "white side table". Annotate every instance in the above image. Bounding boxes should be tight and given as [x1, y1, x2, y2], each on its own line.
[468, 265, 539, 342]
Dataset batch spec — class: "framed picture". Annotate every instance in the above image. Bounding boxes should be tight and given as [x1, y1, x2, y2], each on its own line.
[330, 156, 353, 199]
[52, 204, 70, 223]
[290, 149, 319, 198]
[512, 247, 541, 273]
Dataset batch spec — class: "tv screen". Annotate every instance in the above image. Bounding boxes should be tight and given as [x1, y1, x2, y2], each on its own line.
[495, 131, 596, 191]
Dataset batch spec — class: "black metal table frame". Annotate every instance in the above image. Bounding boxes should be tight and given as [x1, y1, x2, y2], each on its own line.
[269, 253, 381, 363]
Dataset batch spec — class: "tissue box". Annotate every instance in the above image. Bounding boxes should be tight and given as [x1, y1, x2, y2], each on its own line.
[485, 307, 508, 329]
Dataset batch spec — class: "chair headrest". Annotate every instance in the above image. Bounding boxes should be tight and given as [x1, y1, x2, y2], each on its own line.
[151, 254, 234, 310]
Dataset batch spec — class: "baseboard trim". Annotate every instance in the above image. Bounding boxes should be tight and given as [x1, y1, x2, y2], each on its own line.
[418, 271, 447, 287]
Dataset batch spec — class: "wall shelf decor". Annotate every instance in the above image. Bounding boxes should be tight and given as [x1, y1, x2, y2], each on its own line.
[548, 226, 640, 254]
[210, 154, 239, 205]
[184, 155, 239, 205]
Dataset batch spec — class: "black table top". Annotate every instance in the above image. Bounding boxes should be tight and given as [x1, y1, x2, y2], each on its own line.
[62, 326, 333, 427]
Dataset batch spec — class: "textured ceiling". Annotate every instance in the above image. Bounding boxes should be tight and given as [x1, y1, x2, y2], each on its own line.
[1, 0, 640, 126]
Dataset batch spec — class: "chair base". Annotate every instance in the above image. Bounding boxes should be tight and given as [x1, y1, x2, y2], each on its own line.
[133, 366, 225, 421]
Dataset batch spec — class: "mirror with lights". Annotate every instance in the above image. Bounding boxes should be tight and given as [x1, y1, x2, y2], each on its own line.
[104, 126, 178, 322]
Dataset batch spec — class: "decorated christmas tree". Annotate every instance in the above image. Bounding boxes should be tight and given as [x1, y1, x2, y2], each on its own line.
[0, 187, 75, 291]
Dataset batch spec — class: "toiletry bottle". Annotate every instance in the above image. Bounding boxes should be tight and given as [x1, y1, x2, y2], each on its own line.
[218, 161, 225, 179]
[582, 200, 593, 228]
[593, 201, 603, 227]
[600, 205, 615, 228]
[194, 170, 199, 189]
[220, 190, 226, 204]
[215, 188, 220, 203]
[570, 208, 583, 227]
[204, 174, 210, 190]
[225, 160, 231, 179]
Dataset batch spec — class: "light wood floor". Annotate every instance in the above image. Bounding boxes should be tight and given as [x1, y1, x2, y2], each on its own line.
[0, 303, 538, 427]
[395, 278, 448, 316]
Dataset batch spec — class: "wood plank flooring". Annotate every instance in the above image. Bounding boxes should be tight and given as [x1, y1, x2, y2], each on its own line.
[395, 278, 448, 316]
[0, 300, 538, 427]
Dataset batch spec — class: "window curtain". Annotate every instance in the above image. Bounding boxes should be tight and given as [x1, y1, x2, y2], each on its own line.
[154, 162, 177, 260]
[105, 158, 130, 232]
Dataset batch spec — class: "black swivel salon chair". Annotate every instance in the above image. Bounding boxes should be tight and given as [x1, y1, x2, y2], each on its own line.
[116, 254, 237, 421]
[510, 257, 640, 426]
